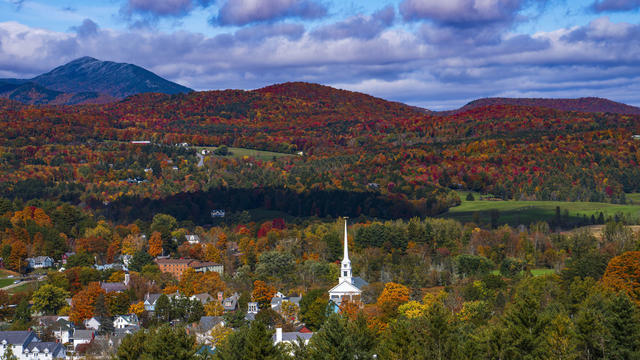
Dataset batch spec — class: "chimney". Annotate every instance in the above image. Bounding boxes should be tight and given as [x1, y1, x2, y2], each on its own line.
[275, 328, 282, 344]
[124, 273, 130, 286]
[217, 292, 223, 302]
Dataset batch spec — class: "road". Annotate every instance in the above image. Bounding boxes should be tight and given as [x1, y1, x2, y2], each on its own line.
[0, 279, 36, 291]
[196, 152, 204, 167]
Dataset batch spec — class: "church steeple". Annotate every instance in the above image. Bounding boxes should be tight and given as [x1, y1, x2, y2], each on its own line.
[339, 217, 352, 284]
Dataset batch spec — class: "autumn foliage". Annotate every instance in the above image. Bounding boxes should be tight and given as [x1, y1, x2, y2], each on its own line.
[602, 251, 640, 304]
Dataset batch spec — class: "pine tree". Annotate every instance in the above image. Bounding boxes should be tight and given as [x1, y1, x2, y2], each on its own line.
[309, 313, 353, 360]
[244, 321, 280, 360]
[12, 298, 31, 329]
[348, 314, 377, 360]
[155, 294, 171, 322]
[606, 294, 640, 359]
[501, 293, 550, 360]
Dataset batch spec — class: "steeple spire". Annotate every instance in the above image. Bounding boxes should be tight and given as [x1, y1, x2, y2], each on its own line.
[343, 217, 349, 262]
[339, 217, 352, 284]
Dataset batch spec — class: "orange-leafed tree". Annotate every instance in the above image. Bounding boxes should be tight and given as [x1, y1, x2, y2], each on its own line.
[8, 240, 28, 273]
[179, 268, 202, 296]
[376, 282, 410, 319]
[128, 301, 145, 317]
[602, 251, 640, 304]
[204, 243, 222, 263]
[70, 282, 105, 324]
[252, 280, 276, 308]
[148, 231, 163, 257]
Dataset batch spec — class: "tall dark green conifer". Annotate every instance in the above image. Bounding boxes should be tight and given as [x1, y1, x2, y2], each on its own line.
[309, 313, 353, 360]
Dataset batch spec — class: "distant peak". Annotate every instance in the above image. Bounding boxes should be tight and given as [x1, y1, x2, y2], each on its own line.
[69, 56, 100, 64]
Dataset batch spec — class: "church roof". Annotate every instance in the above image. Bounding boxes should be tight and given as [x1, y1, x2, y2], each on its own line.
[352, 276, 368, 290]
[328, 280, 362, 294]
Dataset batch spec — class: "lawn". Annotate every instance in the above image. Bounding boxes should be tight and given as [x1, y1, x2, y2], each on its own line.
[7, 281, 39, 295]
[441, 192, 640, 227]
[195, 146, 293, 161]
[0, 278, 14, 288]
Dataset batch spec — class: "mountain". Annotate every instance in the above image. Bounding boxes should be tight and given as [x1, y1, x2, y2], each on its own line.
[439, 97, 640, 115]
[31, 57, 193, 98]
[0, 57, 192, 105]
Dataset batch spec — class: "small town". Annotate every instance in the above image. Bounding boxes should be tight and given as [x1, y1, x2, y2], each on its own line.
[3, 0, 640, 358]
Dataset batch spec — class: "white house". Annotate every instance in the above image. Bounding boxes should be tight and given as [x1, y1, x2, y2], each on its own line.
[71, 329, 94, 350]
[328, 219, 368, 306]
[185, 235, 201, 244]
[26, 256, 54, 269]
[0, 331, 66, 359]
[273, 328, 313, 346]
[83, 317, 101, 331]
[114, 314, 139, 329]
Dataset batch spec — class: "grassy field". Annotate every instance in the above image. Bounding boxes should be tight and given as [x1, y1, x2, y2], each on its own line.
[7, 281, 39, 294]
[0, 278, 14, 288]
[441, 192, 640, 227]
[491, 268, 556, 277]
[195, 146, 293, 161]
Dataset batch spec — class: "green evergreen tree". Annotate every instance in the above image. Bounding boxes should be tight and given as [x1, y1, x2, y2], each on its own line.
[155, 294, 171, 322]
[348, 314, 378, 360]
[501, 293, 550, 360]
[309, 313, 353, 360]
[606, 294, 640, 360]
[244, 321, 281, 360]
[12, 298, 31, 329]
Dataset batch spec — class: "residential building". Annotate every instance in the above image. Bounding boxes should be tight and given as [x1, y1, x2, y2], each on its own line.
[222, 293, 239, 312]
[0, 331, 66, 359]
[273, 328, 313, 346]
[26, 256, 54, 269]
[189, 316, 225, 344]
[71, 329, 94, 350]
[328, 219, 368, 306]
[185, 235, 200, 244]
[83, 317, 101, 331]
[114, 314, 139, 329]
[190, 293, 214, 305]
[155, 258, 223, 280]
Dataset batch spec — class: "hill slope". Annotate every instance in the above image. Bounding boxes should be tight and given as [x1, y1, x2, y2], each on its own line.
[440, 97, 640, 115]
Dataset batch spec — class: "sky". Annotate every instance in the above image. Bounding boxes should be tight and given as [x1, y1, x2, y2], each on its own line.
[1, 0, 639, 110]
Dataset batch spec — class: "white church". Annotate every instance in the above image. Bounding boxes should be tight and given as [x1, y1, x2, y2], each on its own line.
[328, 218, 368, 306]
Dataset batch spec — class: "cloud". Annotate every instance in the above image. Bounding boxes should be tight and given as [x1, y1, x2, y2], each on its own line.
[213, 0, 327, 26]
[122, 0, 215, 18]
[0, 14, 639, 110]
[399, 0, 526, 26]
[9, 0, 24, 10]
[312, 6, 395, 40]
[591, 0, 640, 12]
[71, 19, 99, 37]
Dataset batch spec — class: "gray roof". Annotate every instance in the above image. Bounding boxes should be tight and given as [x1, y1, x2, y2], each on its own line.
[145, 294, 162, 304]
[114, 325, 140, 336]
[72, 330, 94, 340]
[197, 316, 224, 332]
[26, 341, 66, 356]
[352, 277, 368, 290]
[0, 331, 37, 347]
[101, 282, 128, 293]
[223, 293, 239, 311]
[274, 332, 314, 343]
[192, 293, 214, 304]
[271, 296, 301, 311]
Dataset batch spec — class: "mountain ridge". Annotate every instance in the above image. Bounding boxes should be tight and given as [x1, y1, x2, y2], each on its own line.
[438, 96, 640, 116]
[0, 57, 192, 105]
